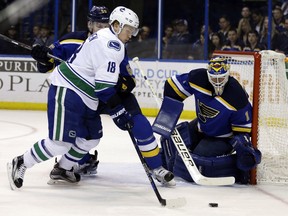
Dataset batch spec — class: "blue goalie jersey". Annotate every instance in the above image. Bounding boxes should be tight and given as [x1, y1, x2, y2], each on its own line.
[165, 68, 252, 138]
[50, 31, 88, 62]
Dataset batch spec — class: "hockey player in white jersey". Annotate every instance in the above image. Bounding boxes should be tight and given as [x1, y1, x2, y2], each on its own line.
[7, 6, 175, 190]
[30, 5, 110, 176]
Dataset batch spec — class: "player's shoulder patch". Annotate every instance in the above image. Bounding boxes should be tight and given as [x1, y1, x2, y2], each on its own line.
[107, 40, 121, 51]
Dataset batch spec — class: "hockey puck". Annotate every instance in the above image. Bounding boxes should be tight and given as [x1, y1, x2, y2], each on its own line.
[209, 203, 218, 207]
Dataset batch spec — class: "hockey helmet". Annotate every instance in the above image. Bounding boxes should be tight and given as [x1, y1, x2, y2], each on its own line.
[207, 57, 230, 96]
[87, 6, 110, 23]
[109, 6, 139, 36]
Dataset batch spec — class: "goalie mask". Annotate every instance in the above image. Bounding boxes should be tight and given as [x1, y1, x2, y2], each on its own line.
[109, 6, 139, 36]
[207, 57, 230, 96]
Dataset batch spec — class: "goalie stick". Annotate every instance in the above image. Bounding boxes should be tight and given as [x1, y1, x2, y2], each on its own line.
[132, 57, 235, 186]
[127, 128, 186, 208]
[0, 33, 63, 63]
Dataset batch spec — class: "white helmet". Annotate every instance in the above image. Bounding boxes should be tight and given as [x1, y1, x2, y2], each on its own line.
[109, 6, 139, 36]
[207, 57, 230, 96]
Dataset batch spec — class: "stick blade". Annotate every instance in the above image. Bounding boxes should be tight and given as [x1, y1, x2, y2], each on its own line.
[195, 176, 235, 186]
[163, 197, 187, 208]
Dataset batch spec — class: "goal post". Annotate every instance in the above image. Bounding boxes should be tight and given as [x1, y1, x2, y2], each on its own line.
[213, 50, 288, 185]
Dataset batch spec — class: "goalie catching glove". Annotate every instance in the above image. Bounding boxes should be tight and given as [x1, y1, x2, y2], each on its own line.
[230, 133, 262, 171]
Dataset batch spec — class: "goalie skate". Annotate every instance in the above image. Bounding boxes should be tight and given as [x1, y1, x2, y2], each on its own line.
[48, 162, 80, 185]
[151, 166, 176, 187]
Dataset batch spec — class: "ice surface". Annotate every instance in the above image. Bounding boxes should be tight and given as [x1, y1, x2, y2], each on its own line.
[0, 110, 288, 216]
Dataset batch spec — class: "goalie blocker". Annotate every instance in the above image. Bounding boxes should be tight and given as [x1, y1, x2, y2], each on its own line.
[152, 96, 184, 138]
[160, 121, 260, 184]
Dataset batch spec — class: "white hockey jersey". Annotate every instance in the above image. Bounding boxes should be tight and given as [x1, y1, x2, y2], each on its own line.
[49, 28, 125, 110]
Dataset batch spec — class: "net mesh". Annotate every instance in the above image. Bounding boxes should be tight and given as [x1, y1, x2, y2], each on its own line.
[257, 51, 288, 184]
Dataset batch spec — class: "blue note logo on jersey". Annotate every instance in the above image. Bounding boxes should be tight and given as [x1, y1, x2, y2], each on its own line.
[108, 40, 121, 51]
[197, 99, 220, 123]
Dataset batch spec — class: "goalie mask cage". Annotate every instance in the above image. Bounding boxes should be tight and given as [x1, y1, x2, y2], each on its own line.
[213, 50, 288, 185]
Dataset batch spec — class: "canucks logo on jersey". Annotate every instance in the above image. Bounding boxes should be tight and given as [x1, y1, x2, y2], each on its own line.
[108, 40, 121, 51]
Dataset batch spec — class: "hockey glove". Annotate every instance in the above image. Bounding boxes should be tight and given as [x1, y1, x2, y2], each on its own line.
[109, 105, 134, 130]
[115, 74, 136, 94]
[230, 133, 262, 171]
[36, 61, 54, 73]
[31, 44, 53, 65]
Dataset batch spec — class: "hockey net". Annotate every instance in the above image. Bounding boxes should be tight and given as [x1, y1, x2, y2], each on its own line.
[213, 50, 288, 185]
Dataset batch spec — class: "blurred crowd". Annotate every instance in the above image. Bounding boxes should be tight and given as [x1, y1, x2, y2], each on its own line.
[0, 24, 54, 55]
[126, 3, 288, 59]
[1, 2, 288, 59]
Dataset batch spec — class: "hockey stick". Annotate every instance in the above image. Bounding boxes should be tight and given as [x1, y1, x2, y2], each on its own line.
[0, 33, 63, 62]
[127, 128, 186, 208]
[132, 57, 235, 186]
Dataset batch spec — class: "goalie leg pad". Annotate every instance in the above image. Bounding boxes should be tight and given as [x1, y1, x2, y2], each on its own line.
[160, 121, 249, 184]
[160, 136, 176, 171]
[193, 137, 233, 157]
[160, 121, 192, 171]
[173, 153, 245, 183]
[152, 96, 184, 138]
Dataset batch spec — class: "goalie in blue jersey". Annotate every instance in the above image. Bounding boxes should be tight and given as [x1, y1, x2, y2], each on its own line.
[153, 57, 261, 184]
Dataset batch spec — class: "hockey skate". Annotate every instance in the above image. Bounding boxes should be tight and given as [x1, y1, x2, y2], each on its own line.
[7, 155, 27, 190]
[151, 166, 176, 187]
[73, 150, 99, 176]
[48, 161, 81, 185]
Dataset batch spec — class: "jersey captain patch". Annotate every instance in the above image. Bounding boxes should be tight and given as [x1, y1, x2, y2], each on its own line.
[197, 100, 220, 123]
[107, 40, 121, 51]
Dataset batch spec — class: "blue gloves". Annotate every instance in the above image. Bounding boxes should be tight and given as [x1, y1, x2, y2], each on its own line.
[109, 105, 133, 130]
[230, 133, 262, 171]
